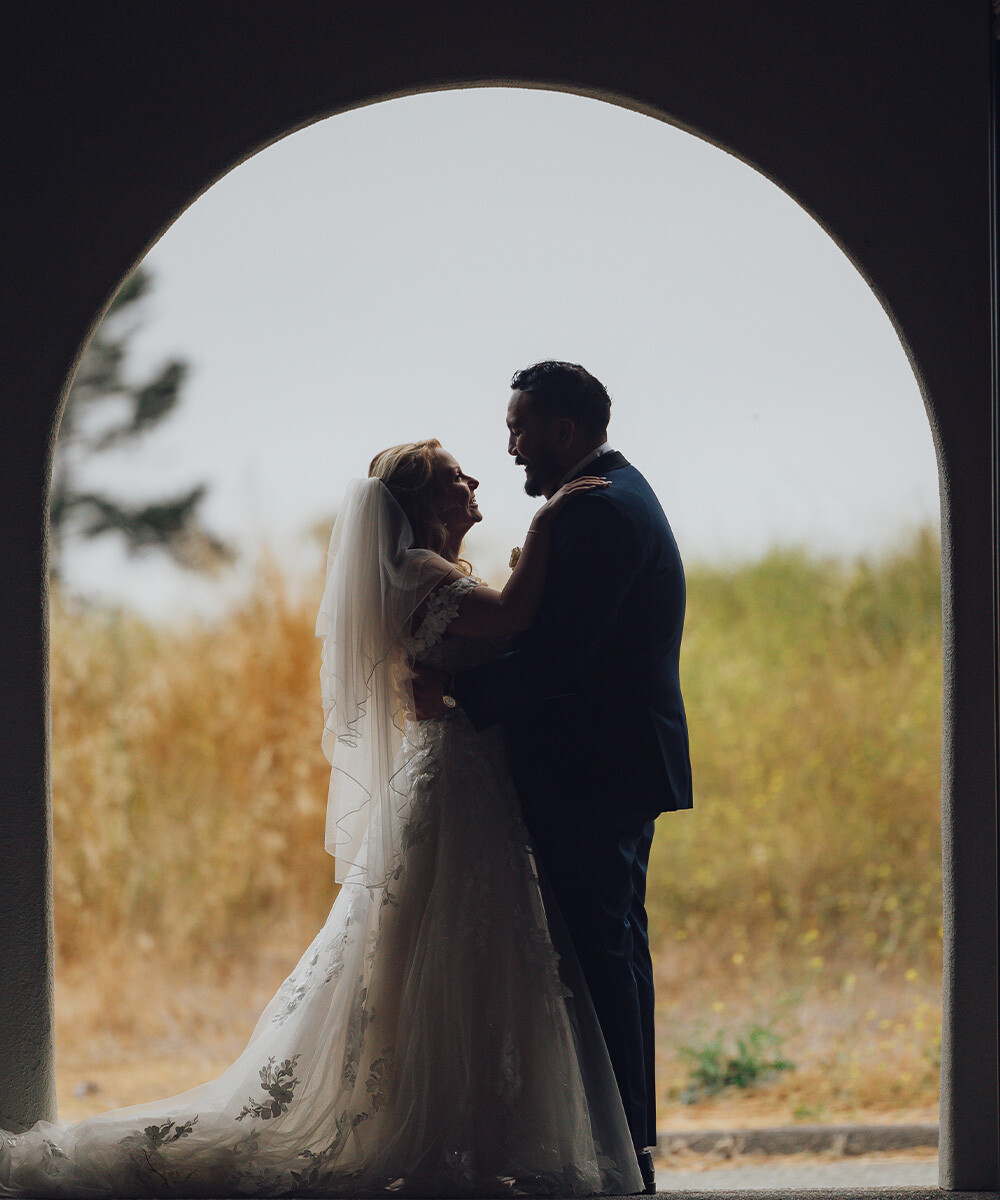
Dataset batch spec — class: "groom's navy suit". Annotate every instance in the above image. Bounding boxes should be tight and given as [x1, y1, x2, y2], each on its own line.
[456, 450, 692, 1150]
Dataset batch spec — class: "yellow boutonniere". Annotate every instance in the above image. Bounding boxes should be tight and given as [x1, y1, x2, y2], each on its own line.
[509, 546, 522, 569]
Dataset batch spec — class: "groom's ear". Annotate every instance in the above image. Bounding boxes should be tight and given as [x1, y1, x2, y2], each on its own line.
[553, 416, 575, 447]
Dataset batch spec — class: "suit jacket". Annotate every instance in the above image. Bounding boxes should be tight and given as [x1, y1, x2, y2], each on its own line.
[455, 451, 693, 827]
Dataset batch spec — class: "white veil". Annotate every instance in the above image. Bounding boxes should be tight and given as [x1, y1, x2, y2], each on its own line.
[316, 477, 451, 887]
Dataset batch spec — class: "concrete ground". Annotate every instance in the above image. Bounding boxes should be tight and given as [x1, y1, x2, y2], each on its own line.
[648, 1190, 985, 1200]
[655, 1156, 939, 1190]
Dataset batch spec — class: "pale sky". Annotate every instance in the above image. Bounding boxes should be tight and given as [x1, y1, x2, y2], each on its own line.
[60, 88, 940, 620]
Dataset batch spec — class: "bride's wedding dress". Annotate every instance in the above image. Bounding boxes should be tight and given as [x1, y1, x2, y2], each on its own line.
[0, 568, 642, 1197]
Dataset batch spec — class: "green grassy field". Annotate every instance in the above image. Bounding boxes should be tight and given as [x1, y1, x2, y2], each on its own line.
[50, 530, 943, 1122]
[649, 529, 941, 1119]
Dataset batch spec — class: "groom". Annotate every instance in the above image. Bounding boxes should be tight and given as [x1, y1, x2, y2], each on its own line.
[424, 362, 692, 1191]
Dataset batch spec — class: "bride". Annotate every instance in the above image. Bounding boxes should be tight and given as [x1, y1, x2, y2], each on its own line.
[0, 439, 643, 1198]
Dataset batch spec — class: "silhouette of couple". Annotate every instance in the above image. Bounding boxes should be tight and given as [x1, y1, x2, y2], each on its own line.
[1, 362, 691, 1197]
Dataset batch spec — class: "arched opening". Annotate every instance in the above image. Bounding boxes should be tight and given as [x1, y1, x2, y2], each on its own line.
[2, 11, 994, 1188]
[49, 89, 942, 1152]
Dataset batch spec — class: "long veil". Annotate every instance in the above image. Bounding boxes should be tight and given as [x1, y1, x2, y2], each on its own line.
[315, 477, 450, 887]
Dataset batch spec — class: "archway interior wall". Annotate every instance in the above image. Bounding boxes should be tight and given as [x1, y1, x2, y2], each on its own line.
[1, 2, 995, 1189]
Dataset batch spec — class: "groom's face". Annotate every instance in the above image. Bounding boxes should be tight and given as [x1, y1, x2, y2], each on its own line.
[507, 391, 563, 498]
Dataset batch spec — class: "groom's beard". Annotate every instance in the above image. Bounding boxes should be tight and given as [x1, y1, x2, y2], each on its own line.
[521, 448, 562, 498]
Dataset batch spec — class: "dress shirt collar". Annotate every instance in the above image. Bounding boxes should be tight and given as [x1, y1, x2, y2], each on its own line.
[558, 441, 612, 488]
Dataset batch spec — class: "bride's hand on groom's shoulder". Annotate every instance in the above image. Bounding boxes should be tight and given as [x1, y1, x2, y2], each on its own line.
[534, 476, 610, 525]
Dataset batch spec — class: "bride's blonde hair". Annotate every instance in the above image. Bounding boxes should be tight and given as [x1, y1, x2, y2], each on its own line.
[369, 439, 472, 573]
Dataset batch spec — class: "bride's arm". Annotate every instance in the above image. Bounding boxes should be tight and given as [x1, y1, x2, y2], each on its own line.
[452, 491, 639, 729]
[430, 476, 608, 639]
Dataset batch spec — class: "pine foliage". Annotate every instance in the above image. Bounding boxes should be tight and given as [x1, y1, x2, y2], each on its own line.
[50, 267, 234, 578]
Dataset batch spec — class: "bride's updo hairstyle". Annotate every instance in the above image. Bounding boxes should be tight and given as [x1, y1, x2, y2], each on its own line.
[368, 438, 456, 559]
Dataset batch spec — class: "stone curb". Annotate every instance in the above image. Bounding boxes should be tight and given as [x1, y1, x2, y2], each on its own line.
[657, 1123, 939, 1158]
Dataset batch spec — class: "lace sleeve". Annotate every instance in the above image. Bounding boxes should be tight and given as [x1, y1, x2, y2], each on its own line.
[405, 575, 478, 655]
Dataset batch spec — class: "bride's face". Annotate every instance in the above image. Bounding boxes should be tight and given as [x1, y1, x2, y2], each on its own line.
[433, 449, 482, 539]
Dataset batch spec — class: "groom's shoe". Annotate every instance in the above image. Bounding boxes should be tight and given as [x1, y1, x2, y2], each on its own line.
[637, 1148, 656, 1194]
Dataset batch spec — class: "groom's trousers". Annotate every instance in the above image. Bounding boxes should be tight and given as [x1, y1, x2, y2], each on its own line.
[527, 808, 658, 1151]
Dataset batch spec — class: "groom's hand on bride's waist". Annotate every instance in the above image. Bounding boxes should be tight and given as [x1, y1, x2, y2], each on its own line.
[410, 662, 451, 720]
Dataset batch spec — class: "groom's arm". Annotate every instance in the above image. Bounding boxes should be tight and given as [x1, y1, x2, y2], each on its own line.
[454, 494, 637, 730]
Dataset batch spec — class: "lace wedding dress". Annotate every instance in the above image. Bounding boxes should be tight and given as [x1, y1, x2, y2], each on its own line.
[0, 576, 642, 1198]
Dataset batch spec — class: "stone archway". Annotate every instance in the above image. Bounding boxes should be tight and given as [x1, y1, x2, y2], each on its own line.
[0, 5, 995, 1191]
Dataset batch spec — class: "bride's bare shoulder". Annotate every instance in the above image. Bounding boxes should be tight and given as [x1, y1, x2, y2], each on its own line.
[408, 561, 475, 633]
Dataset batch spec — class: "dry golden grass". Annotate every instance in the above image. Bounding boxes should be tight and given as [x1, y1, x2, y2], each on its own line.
[51, 558, 336, 970]
[51, 532, 943, 1126]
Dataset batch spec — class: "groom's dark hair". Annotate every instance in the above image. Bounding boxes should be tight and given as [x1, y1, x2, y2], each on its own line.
[511, 361, 611, 436]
